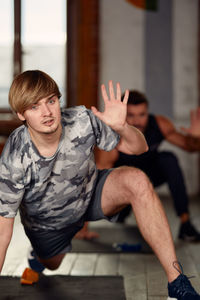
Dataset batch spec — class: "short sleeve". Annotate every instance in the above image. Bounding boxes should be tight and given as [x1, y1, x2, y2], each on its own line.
[0, 136, 25, 218]
[86, 109, 120, 151]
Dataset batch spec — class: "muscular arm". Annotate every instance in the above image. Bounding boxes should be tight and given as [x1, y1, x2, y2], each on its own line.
[114, 122, 148, 155]
[95, 147, 119, 169]
[92, 81, 148, 155]
[156, 115, 200, 152]
[0, 216, 14, 273]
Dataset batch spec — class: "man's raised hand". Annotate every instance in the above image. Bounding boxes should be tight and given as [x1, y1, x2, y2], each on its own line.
[91, 81, 129, 132]
[181, 107, 200, 137]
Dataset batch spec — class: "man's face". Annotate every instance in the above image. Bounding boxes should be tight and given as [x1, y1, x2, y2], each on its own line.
[126, 103, 149, 133]
[17, 94, 62, 136]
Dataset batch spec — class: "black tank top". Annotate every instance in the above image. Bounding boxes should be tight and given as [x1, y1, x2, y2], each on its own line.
[114, 114, 164, 169]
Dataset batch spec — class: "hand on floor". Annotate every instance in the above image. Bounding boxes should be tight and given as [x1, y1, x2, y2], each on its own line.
[74, 229, 99, 240]
[74, 222, 99, 240]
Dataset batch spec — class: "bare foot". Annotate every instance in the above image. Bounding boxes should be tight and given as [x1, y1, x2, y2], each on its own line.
[74, 230, 99, 240]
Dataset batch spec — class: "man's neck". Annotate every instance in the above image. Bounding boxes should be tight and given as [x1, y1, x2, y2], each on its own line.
[28, 125, 62, 157]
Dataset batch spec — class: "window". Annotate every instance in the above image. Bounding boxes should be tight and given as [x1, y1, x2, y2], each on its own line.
[21, 0, 67, 105]
[0, 0, 14, 108]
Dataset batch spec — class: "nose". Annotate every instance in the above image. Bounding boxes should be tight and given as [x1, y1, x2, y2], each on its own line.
[41, 103, 51, 116]
[132, 116, 142, 126]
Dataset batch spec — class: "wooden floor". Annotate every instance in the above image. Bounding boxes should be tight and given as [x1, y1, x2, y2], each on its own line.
[2, 194, 200, 299]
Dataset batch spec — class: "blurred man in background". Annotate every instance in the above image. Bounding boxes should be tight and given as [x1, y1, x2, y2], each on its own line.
[95, 90, 200, 242]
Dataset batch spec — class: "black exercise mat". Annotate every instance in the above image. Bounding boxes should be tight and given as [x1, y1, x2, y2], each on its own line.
[0, 275, 126, 300]
[72, 225, 153, 254]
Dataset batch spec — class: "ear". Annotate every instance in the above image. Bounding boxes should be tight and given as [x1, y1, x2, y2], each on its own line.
[17, 112, 25, 121]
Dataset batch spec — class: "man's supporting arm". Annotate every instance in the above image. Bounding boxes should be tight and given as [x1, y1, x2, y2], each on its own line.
[0, 216, 14, 273]
[156, 115, 200, 152]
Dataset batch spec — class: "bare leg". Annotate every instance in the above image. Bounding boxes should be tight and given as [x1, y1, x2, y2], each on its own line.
[101, 166, 180, 283]
[74, 222, 99, 240]
[21, 252, 66, 284]
[39, 253, 66, 270]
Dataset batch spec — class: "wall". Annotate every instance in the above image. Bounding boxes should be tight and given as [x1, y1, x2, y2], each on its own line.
[99, 0, 145, 99]
[99, 0, 199, 195]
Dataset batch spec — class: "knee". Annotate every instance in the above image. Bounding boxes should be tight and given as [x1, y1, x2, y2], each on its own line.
[40, 261, 61, 270]
[40, 255, 64, 271]
[45, 263, 61, 271]
[119, 166, 153, 197]
[160, 152, 178, 165]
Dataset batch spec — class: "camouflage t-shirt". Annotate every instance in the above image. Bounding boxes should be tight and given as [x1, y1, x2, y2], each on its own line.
[0, 106, 120, 231]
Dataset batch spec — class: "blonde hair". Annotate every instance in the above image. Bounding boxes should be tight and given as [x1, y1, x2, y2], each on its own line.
[9, 70, 61, 114]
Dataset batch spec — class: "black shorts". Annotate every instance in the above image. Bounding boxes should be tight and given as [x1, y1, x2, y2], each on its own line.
[24, 169, 119, 259]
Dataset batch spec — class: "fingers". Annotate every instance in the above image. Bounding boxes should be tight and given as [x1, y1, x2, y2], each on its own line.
[190, 107, 200, 123]
[91, 106, 99, 115]
[109, 80, 115, 100]
[102, 81, 125, 102]
[91, 106, 102, 120]
[180, 126, 190, 134]
[101, 84, 109, 102]
[123, 89, 129, 104]
[116, 82, 121, 100]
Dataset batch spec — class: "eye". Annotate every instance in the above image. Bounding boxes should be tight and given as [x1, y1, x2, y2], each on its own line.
[31, 104, 38, 110]
[127, 113, 134, 118]
[48, 97, 56, 104]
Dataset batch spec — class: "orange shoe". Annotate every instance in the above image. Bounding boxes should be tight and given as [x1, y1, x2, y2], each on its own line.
[20, 267, 39, 285]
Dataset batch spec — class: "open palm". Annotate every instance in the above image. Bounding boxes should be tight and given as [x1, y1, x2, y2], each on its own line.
[91, 81, 129, 132]
[181, 108, 200, 137]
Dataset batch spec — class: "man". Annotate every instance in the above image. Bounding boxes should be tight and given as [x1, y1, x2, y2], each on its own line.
[96, 90, 200, 242]
[0, 71, 199, 299]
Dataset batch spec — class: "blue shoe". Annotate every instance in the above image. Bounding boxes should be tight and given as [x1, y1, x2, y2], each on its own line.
[179, 221, 200, 242]
[28, 247, 45, 273]
[168, 262, 200, 299]
[112, 242, 142, 252]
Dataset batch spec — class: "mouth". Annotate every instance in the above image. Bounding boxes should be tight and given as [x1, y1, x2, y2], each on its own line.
[42, 118, 55, 126]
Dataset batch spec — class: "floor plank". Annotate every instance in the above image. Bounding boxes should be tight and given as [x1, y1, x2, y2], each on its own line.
[70, 253, 98, 276]
[95, 254, 120, 275]
[1, 195, 200, 299]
